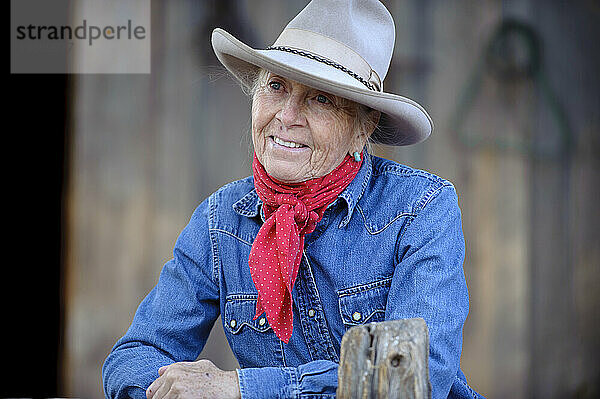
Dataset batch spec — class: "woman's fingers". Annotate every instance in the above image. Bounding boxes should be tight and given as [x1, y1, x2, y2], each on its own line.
[146, 371, 172, 399]
[146, 378, 159, 399]
[147, 359, 240, 399]
[150, 380, 172, 399]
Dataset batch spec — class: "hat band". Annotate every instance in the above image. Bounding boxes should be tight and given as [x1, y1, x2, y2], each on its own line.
[265, 45, 378, 91]
[267, 28, 382, 92]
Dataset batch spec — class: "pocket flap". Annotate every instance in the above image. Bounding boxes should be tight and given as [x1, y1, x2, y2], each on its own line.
[338, 278, 391, 326]
[224, 295, 272, 334]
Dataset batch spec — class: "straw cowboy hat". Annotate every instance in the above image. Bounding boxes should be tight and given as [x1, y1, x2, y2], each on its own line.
[211, 0, 433, 146]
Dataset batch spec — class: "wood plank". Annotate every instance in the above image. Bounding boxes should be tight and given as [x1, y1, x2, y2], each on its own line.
[337, 319, 431, 399]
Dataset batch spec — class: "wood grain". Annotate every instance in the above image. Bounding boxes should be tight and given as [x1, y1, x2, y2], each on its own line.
[337, 319, 431, 399]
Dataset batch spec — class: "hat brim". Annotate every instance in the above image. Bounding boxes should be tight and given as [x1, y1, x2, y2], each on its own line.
[211, 28, 433, 146]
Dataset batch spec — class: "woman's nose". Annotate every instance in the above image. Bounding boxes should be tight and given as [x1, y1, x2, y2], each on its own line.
[278, 95, 306, 127]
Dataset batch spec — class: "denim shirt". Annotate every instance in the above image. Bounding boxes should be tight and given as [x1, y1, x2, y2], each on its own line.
[102, 152, 483, 399]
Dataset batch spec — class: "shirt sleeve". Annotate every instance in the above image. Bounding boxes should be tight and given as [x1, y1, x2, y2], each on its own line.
[102, 199, 221, 399]
[388, 183, 470, 399]
[237, 360, 338, 399]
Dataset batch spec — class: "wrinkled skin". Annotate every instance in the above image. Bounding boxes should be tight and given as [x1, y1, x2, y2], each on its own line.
[146, 359, 240, 399]
[252, 72, 376, 183]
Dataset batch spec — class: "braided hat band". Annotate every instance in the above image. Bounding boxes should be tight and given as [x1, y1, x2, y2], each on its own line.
[265, 45, 378, 92]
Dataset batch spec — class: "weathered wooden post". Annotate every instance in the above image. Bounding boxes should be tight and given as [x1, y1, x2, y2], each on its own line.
[337, 318, 431, 399]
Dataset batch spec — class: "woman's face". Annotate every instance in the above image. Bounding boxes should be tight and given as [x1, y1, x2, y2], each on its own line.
[251, 71, 365, 183]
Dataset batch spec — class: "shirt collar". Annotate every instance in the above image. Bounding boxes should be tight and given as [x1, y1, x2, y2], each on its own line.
[232, 150, 372, 227]
[232, 186, 263, 220]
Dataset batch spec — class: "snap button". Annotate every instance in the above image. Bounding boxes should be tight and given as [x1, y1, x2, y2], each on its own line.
[258, 317, 266, 326]
[352, 312, 362, 321]
[308, 309, 316, 317]
[230, 319, 237, 328]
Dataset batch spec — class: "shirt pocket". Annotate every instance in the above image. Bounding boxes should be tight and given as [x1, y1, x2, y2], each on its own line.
[337, 277, 392, 330]
[223, 294, 283, 368]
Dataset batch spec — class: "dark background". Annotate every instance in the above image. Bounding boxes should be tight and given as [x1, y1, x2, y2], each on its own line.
[6, 71, 67, 397]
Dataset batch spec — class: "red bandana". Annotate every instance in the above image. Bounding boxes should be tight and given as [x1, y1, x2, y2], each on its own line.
[249, 152, 362, 343]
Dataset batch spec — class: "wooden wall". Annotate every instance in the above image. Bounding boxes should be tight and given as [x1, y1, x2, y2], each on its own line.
[64, 1, 599, 398]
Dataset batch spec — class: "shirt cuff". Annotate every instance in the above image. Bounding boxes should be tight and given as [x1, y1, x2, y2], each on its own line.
[237, 366, 298, 399]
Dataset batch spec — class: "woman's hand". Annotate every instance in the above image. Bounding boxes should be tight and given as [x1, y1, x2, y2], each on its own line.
[146, 359, 241, 399]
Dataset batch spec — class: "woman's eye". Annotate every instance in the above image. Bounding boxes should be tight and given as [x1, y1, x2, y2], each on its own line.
[269, 81, 282, 90]
[316, 94, 331, 104]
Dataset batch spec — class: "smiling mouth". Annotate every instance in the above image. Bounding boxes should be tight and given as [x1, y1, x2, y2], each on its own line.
[271, 136, 307, 149]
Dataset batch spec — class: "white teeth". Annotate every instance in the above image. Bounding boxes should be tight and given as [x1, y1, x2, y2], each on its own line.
[273, 136, 303, 148]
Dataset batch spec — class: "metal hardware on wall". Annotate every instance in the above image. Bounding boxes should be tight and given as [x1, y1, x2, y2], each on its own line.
[449, 18, 574, 160]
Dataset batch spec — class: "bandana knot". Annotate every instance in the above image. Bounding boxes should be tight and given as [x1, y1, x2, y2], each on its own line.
[249, 153, 362, 343]
[292, 201, 308, 223]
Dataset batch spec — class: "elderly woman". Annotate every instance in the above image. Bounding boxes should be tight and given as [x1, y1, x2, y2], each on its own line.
[103, 1, 483, 398]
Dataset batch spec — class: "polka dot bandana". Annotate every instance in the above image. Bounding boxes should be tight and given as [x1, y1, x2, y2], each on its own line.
[249, 152, 362, 343]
